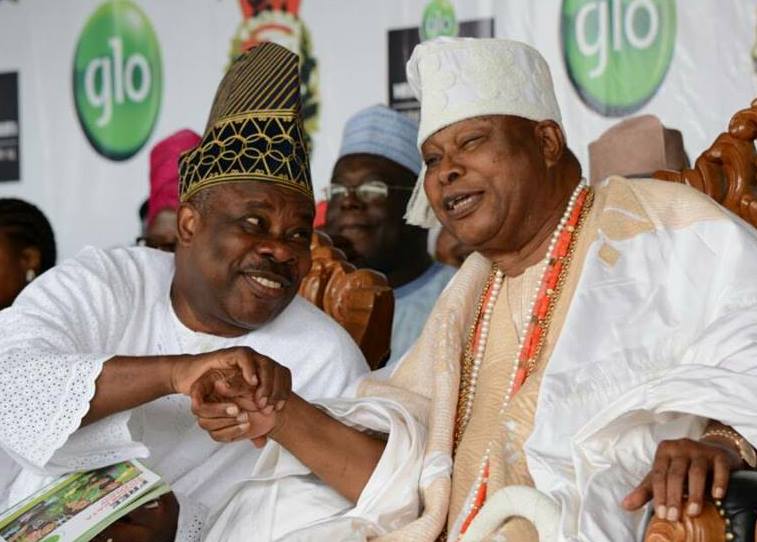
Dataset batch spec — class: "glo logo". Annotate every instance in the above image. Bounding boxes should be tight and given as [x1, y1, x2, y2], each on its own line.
[420, 0, 459, 41]
[562, 0, 676, 116]
[73, 0, 162, 160]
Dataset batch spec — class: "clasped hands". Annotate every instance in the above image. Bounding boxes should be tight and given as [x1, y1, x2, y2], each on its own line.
[173, 346, 292, 448]
[173, 348, 749, 526]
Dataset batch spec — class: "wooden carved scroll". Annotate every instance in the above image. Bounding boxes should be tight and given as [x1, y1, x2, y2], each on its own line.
[644, 502, 728, 542]
[653, 99, 757, 228]
[298, 231, 353, 308]
[298, 231, 394, 369]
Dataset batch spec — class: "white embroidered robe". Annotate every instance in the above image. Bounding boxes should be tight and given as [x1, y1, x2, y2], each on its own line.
[0, 246, 368, 541]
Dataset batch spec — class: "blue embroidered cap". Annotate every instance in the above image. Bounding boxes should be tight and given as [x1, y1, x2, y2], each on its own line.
[338, 105, 422, 176]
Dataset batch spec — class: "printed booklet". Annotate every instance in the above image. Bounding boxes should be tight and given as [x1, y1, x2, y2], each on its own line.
[0, 460, 170, 542]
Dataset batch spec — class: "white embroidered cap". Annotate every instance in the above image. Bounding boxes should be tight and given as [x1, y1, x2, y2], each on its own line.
[404, 37, 563, 227]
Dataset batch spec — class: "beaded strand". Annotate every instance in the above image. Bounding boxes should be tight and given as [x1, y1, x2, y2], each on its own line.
[453, 181, 595, 539]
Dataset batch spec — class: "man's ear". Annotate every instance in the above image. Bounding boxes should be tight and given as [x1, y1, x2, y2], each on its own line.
[534, 120, 566, 168]
[19, 246, 41, 274]
[176, 203, 201, 247]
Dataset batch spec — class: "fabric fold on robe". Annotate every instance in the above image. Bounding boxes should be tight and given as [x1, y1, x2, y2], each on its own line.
[204, 398, 427, 541]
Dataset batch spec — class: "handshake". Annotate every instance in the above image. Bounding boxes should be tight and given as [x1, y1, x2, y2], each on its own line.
[172, 346, 293, 448]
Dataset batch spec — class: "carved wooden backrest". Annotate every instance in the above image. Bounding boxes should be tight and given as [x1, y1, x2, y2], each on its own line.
[299, 231, 394, 370]
[644, 99, 757, 542]
[653, 99, 757, 228]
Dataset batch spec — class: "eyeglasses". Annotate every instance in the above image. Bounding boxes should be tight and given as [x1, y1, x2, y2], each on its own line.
[324, 180, 413, 203]
[136, 236, 176, 253]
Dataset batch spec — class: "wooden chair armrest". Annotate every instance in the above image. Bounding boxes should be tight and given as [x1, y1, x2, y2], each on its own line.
[644, 501, 728, 542]
[643, 471, 757, 542]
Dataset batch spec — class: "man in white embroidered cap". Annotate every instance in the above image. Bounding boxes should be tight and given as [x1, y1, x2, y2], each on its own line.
[202, 37, 757, 541]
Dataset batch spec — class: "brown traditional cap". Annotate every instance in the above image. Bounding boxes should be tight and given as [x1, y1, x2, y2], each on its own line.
[588, 115, 688, 184]
[179, 42, 313, 201]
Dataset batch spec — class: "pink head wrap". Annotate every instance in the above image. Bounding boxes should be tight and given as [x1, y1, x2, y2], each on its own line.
[313, 200, 328, 228]
[148, 129, 202, 226]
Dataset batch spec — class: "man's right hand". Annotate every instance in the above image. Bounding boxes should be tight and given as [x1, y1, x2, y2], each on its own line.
[188, 359, 291, 447]
[170, 346, 291, 410]
[82, 347, 291, 427]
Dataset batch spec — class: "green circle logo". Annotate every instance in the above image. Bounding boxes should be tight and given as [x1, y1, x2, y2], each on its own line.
[420, 0, 459, 41]
[73, 0, 162, 160]
[562, 0, 676, 116]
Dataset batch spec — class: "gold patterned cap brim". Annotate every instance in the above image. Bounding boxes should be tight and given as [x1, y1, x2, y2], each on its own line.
[179, 42, 313, 201]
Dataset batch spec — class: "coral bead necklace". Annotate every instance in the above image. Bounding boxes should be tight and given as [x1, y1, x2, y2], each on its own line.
[452, 181, 595, 539]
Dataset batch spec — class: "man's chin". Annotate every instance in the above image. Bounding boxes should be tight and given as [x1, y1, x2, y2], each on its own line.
[446, 224, 495, 254]
[338, 240, 379, 267]
[324, 233, 363, 264]
[226, 293, 296, 331]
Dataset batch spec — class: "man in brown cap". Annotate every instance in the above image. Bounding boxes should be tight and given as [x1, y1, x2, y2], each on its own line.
[588, 114, 689, 184]
[0, 42, 368, 542]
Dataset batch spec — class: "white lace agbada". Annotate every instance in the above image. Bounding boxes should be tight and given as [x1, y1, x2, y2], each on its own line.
[0, 246, 369, 541]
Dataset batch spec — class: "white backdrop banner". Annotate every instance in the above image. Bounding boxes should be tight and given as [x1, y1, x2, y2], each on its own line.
[0, 0, 755, 258]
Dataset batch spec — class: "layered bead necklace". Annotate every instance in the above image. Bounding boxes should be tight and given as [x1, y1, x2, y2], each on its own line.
[453, 181, 595, 538]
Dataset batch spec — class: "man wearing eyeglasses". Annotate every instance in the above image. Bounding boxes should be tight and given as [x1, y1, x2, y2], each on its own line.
[324, 105, 457, 367]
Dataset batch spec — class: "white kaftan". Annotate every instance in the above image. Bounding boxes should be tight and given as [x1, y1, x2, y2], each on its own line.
[0, 246, 368, 541]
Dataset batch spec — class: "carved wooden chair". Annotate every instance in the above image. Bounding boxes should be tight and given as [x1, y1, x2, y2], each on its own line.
[643, 99, 757, 542]
[653, 99, 757, 228]
[298, 230, 394, 370]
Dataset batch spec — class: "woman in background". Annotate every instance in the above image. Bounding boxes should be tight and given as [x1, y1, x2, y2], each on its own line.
[0, 198, 56, 309]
